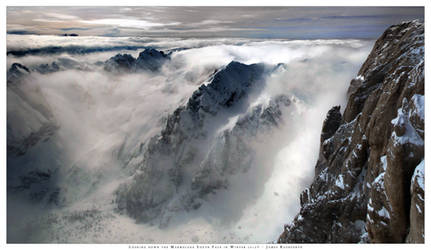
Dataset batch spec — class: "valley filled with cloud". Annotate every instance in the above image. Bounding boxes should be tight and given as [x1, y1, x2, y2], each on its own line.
[6, 6, 424, 244]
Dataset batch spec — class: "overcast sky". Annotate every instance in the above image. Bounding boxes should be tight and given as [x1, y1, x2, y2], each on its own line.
[7, 6, 424, 39]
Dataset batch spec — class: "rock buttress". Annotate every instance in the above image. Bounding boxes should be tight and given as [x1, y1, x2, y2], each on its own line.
[278, 20, 424, 243]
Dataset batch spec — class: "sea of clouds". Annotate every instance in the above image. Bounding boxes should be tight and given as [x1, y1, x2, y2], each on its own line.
[7, 35, 373, 243]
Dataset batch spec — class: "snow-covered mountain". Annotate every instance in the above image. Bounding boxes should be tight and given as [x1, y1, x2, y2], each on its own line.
[7, 35, 376, 243]
[115, 61, 292, 226]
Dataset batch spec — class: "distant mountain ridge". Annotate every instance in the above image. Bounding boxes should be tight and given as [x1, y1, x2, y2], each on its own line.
[104, 48, 170, 73]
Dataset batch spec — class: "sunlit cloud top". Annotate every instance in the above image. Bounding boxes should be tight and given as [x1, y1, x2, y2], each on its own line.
[7, 6, 424, 39]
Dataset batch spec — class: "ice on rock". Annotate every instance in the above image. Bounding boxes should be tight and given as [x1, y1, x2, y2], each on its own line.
[380, 155, 387, 171]
[354, 75, 365, 81]
[410, 94, 424, 121]
[377, 207, 390, 219]
[391, 98, 424, 146]
[335, 175, 345, 190]
[411, 160, 424, 191]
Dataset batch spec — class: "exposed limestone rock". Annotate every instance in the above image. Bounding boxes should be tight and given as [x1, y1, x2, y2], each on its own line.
[278, 20, 424, 243]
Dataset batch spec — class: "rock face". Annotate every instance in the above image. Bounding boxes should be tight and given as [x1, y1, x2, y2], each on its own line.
[7, 63, 30, 84]
[104, 53, 136, 72]
[104, 48, 169, 73]
[278, 20, 424, 243]
[115, 61, 290, 226]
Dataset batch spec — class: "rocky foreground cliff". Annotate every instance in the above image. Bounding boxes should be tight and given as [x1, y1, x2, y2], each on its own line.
[278, 20, 424, 243]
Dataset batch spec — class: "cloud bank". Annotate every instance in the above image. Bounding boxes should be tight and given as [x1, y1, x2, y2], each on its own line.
[7, 36, 373, 243]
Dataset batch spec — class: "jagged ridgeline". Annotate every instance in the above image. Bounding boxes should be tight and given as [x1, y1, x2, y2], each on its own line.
[115, 61, 291, 226]
[104, 48, 169, 73]
[7, 48, 170, 78]
[278, 20, 424, 243]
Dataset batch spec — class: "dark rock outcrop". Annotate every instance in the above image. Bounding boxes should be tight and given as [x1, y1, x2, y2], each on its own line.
[104, 48, 169, 73]
[135, 48, 169, 72]
[278, 20, 424, 243]
[7, 63, 30, 84]
[103, 53, 136, 73]
[320, 106, 342, 144]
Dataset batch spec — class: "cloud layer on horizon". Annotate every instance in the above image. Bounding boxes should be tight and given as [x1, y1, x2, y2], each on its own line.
[7, 6, 424, 39]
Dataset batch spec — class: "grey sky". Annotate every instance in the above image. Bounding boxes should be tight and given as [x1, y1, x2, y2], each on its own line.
[7, 6, 424, 39]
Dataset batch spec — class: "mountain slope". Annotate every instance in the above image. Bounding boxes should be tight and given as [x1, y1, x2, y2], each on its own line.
[115, 61, 292, 226]
[278, 20, 424, 243]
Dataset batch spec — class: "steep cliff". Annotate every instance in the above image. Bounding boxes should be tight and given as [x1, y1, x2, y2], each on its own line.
[278, 20, 424, 243]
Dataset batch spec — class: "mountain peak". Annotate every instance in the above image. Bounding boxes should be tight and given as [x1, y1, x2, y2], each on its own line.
[104, 48, 169, 73]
